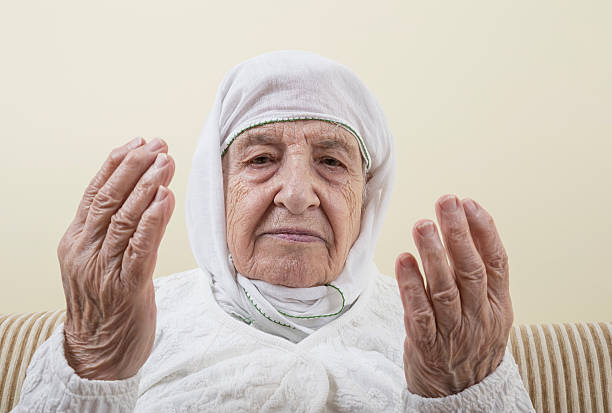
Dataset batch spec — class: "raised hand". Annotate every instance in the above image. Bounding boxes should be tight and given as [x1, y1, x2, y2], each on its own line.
[57, 137, 176, 380]
[395, 194, 513, 397]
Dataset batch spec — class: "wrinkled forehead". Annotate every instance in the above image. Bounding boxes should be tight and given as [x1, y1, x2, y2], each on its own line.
[227, 120, 362, 158]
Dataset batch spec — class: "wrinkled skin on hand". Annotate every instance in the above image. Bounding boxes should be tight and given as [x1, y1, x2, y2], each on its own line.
[57, 137, 176, 380]
[395, 194, 513, 397]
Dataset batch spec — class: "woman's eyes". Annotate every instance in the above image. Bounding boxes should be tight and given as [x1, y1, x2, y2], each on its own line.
[250, 155, 273, 165]
[320, 157, 344, 168]
[246, 155, 345, 170]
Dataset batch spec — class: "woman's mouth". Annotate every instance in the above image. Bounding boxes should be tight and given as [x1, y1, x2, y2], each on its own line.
[263, 229, 324, 243]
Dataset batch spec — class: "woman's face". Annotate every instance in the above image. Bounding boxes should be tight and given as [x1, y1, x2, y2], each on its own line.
[222, 120, 365, 287]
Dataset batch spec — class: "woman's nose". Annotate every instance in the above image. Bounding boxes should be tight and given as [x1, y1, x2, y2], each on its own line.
[273, 158, 320, 215]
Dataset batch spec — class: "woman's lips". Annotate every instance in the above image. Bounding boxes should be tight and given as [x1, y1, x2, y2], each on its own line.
[267, 233, 322, 242]
[263, 229, 324, 243]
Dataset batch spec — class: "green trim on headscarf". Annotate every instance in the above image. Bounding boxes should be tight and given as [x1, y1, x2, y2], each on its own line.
[241, 286, 297, 329]
[277, 284, 345, 319]
[241, 283, 346, 328]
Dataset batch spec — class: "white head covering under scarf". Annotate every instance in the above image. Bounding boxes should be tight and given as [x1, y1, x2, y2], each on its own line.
[186, 50, 396, 342]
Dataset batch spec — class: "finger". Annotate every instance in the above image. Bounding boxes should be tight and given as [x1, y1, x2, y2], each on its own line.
[100, 153, 175, 263]
[461, 198, 510, 306]
[70, 137, 145, 234]
[395, 253, 436, 346]
[121, 185, 175, 288]
[413, 219, 461, 332]
[81, 138, 168, 248]
[434, 194, 488, 318]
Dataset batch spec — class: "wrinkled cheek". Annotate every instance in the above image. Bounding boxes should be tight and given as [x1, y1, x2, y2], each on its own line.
[225, 181, 251, 253]
[324, 184, 362, 276]
[340, 184, 363, 241]
[225, 179, 272, 261]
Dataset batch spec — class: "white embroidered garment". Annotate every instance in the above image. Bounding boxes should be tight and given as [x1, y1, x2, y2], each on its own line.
[184, 50, 394, 342]
[13, 267, 535, 412]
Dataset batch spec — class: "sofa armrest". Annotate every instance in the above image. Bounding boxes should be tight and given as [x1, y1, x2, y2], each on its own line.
[509, 322, 611, 412]
[0, 310, 66, 412]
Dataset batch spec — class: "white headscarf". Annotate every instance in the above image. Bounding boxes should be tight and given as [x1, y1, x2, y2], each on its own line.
[185, 50, 396, 342]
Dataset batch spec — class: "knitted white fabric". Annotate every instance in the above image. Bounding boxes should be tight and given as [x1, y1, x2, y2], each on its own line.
[13, 268, 536, 412]
[185, 50, 395, 342]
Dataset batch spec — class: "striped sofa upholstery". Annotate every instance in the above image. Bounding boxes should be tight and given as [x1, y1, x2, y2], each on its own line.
[0, 313, 610, 413]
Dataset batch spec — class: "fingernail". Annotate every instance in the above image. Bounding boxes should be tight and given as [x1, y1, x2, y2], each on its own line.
[441, 195, 458, 212]
[154, 153, 168, 168]
[154, 185, 168, 202]
[400, 254, 414, 269]
[127, 137, 144, 150]
[463, 198, 478, 214]
[417, 221, 434, 236]
[146, 138, 164, 151]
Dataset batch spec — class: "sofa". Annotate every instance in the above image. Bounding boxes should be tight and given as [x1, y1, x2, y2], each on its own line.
[0, 311, 610, 412]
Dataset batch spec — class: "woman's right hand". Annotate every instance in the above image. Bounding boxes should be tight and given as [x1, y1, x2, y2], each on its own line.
[57, 137, 175, 380]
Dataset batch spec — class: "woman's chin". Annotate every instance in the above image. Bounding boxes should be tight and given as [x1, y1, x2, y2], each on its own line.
[243, 256, 331, 288]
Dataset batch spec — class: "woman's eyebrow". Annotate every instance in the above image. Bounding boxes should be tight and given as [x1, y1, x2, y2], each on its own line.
[237, 132, 357, 157]
[314, 138, 357, 158]
[237, 133, 281, 151]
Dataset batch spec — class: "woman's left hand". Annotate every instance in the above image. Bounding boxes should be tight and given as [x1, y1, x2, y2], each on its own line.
[395, 194, 513, 397]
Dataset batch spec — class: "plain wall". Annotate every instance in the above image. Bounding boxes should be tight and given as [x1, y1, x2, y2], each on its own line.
[1, 0, 610, 325]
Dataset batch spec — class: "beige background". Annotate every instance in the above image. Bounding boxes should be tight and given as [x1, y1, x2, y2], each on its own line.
[1, 1, 610, 325]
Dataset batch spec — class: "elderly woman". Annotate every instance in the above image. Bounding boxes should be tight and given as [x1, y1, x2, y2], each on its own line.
[13, 51, 534, 412]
